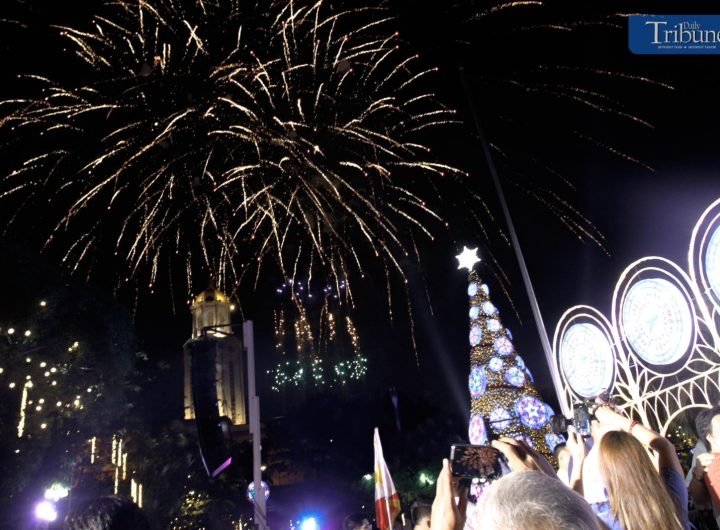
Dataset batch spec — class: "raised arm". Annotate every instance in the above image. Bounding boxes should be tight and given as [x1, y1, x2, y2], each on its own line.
[593, 405, 683, 476]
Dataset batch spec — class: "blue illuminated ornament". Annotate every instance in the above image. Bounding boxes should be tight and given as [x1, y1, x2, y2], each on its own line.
[247, 481, 270, 504]
[469, 324, 483, 346]
[545, 433, 565, 453]
[469, 366, 488, 398]
[505, 366, 525, 387]
[486, 319, 502, 332]
[481, 284, 490, 295]
[482, 301, 496, 315]
[489, 407, 513, 431]
[514, 356, 525, 370]
[493, 337, 513, 356]
[468, 413, 488, 444]
[514, 396, 548, 429]
[469, 305, 480, 319]
[488, 357, 503, 372]
[468, 283, 478, 297]
[506, 329, 513, 340]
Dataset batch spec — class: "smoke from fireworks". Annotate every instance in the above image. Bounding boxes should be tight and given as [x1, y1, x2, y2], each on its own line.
[0, 0, 465, 301]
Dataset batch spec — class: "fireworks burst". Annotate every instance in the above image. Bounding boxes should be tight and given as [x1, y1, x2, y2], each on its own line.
[0, 0, 465, 302]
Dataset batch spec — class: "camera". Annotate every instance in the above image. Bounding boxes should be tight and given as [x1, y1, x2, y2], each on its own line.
[550, 401, 595, 437]
[450, 443, 510, 483]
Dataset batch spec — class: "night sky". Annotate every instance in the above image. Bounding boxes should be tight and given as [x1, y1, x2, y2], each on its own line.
[2, 0, 720, 523]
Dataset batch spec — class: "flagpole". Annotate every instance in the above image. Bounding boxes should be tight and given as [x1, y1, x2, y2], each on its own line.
[459, 68, 569, 417]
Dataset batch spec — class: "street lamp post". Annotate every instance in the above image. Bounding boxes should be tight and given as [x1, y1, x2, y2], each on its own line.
[244, 321, 267, 530]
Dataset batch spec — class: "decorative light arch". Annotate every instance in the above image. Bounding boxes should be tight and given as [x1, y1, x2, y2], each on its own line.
[553, 199, 720, 434]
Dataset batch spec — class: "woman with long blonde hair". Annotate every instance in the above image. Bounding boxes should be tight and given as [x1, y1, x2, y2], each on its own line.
[599, 429, 685, 530]
[569, 405, 690, 530]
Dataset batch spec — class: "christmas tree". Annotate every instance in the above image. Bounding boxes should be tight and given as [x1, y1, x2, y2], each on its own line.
[463, 265, 563, 457]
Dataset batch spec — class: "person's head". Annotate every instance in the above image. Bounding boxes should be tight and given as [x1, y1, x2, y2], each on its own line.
[704, 405, 720, 452]
[598, 430, 682, 530]
[63, 496, 151, 530]
[476, 471, 604, 529]
[343, 513, 371, 530]
[410, 502, 431, 530]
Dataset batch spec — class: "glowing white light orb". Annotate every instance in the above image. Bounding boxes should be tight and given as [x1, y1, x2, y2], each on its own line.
[621, 278, 693, 366]
[456, 246, 481, 271]
[246, 481, 270, 503]
[7, 328, 15, 335]
[44, 483, 69, 502]
[300, 517, 319, 530]
[559, 322, 614, 398]
[35, 501, 57, 522]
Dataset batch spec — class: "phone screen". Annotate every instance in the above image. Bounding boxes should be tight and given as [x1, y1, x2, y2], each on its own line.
[450, 444, 510, 482]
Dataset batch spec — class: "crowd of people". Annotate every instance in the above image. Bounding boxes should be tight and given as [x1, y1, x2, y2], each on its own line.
[58, 403, 720, 529]
[427, 402, 720, 530]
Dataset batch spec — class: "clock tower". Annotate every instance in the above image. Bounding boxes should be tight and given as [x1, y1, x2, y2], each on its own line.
[183, 285, 247, 425]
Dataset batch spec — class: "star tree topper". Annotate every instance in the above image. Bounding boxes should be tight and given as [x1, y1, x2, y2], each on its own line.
[456, 246, 481, 271]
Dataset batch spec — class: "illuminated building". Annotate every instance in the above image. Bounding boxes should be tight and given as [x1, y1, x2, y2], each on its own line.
[183, 286, 246, 425]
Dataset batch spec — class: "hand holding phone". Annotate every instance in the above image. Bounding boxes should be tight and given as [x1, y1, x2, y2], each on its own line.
[450, 444, 510, 482]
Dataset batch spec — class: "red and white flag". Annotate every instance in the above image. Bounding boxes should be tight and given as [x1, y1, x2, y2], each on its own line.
[374, 428, 401, 530]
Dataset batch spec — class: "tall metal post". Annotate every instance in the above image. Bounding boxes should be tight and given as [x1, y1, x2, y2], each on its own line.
[244, 320, 267, 530]
[460, 69, 569, 417]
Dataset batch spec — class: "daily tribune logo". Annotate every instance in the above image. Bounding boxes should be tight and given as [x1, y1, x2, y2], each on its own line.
[630, 15, 720, 54]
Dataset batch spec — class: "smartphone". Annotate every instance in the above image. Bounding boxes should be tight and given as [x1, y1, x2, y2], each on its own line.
[450, 444, 510, 482]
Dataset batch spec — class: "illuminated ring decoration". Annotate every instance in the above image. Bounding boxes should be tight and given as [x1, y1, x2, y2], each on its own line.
[559, 324, 614, 399]
[613, 258, 696, 373]
[469, 325, 483, 346]
[486, 319, 502, 332]
[514, 396, 548, 429]
[488, 357, 504, 372]
[469, 365, 488, 398]
[468, 282, 478, 297]
[690, 197, 720, 311]
[468, 413, 487, 444]
[489, 407, 513, 431]
[493, 336, 513, 356]
[554, 306, 616, 400]
[505, 366, 525, 387]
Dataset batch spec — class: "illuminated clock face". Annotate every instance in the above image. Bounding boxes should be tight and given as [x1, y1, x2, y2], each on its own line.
[621, 278, 693, 366]
[559, 323, 614, 399]
[706, 224, 720, 304]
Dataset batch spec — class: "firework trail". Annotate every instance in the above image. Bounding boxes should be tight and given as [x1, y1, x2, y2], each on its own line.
[0, 0, 465, 301]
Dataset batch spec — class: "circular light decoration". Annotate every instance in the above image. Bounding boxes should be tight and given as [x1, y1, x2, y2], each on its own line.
[621, 278, 693, 366]
[559, 322, 614, 399]
[705, 224, 720, 304]
[469, 305, 480, 319]
[514, 396, 548, 429]
[486, 319, 502, 333]
[545, 433, 565, 453]
[481, 284, 490, 295]
[505, 366, 525, 387]
[514, 356, 525, 370]
[489, 407, 513, 431]
[488, 357, 504, 372]
[493, 337, 513, 356]
[468, 413, 488, 444]
[469, 366, 488, 398]
[482, 301, 497, 315]
[469, 325, 483, 346]
[247, 481, 270, 504]
[468, 283, 478, 297]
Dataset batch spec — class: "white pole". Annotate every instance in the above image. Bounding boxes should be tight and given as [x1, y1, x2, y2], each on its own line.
[460, 69, 569, 417]
[244, 321, 267, 530]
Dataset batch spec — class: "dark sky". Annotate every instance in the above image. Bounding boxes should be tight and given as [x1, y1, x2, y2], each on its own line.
[2, 0, 720, 433]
